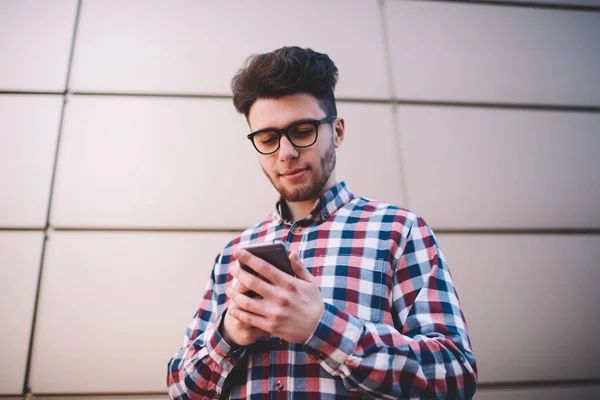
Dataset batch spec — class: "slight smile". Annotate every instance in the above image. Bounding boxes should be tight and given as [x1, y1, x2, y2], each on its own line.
[280, 168, 308, 180]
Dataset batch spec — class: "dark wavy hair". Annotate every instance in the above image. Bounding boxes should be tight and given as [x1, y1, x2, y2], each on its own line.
[231, 46, 339, 119]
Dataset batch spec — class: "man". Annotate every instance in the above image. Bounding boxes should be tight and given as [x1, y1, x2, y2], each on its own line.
[167, 46, 477, 399]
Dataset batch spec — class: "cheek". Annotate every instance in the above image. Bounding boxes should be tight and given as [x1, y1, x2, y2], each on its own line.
[313, 143, 332, 162]
[314, 134, 333, 156]
[258, 156, 276, 175]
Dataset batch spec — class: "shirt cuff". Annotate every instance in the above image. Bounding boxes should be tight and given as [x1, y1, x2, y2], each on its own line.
[303, 302, 364, 373]
[207, 313, 246, 372]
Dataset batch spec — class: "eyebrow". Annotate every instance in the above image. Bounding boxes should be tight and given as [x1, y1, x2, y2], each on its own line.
[251, 117, 322, 133]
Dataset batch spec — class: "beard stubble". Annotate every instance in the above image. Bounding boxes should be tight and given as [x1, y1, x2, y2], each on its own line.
[263, 141, 337, 203]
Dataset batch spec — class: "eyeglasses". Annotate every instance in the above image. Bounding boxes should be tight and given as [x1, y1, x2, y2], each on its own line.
[247, 115, 337, 155]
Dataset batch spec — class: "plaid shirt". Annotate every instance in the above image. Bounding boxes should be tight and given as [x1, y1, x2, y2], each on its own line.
[167, 181, 477, 399]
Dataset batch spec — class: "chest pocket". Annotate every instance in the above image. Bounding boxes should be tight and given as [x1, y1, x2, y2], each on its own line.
[310, 255, 388, 322]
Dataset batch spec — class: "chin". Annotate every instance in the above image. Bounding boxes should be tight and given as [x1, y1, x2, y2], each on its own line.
[278, 180, 323, 203]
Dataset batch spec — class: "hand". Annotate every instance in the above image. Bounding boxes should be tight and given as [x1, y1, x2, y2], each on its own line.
[226, 248, 325, 344]
[222, 281, 269, 346]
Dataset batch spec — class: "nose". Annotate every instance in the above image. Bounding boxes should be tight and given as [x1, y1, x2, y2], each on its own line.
[278, 135, 299, 161]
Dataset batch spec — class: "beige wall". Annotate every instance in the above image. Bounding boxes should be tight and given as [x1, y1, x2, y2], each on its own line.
[1, 0, 599, 398]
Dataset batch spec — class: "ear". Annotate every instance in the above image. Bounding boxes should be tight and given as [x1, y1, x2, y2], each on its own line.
[333, 117, 345, 148]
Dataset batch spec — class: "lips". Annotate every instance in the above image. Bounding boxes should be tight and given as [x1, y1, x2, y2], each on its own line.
[280, 167, 308, 180]
[281, 168, 307, 176]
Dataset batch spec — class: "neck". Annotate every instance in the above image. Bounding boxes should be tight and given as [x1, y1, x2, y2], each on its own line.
[285, 199, 317, 223]
[284, 177, 339, 223]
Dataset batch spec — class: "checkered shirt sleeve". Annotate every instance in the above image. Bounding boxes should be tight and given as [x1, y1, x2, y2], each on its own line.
[167, 261, 243, 399]
[303, 215, 477, 398]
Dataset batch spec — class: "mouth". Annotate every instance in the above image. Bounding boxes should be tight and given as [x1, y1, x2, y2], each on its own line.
[280, 167, 308, 180]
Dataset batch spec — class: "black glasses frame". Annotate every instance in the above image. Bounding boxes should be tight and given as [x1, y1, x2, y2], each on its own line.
[247, 115, 337, 155]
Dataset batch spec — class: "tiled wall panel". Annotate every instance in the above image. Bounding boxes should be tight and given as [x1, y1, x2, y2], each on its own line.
[385, 1, 600, 105]
[398, 106, 600, 229]
[476, 385, 600, 400]
[51, 97, 403, 229]
[0, 95, 63, 228]
[69, 0, 389, 99]
[0, 232, 45, 394]
[438, 234, 600, 383]
[50, 96, 277, 229]
[336, 103, 405, 206]
[0, 0, 77, 91]
[30, 231, 236, 392]
[1, 0, 597, 397]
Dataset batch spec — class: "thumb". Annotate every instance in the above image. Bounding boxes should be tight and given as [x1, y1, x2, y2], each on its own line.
[289, 251, 314, 283]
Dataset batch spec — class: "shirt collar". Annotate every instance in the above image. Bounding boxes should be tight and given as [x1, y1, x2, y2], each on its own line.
[273, 181, 354, 225]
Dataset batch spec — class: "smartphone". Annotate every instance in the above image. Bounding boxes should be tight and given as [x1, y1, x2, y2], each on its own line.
[238, 240, 294, 297]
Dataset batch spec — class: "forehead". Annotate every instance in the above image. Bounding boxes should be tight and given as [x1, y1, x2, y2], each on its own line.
[248, 94, 324, 131]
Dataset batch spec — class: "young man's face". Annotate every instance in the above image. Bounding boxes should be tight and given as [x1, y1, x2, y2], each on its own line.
[247, 93, 344, 203]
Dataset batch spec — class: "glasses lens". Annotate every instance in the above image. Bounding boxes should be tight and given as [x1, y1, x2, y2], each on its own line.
[288, 123, 317, 147]
[253, 130, 279, 154]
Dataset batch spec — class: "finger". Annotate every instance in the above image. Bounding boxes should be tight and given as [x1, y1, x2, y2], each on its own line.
[230, 260, 274, 299]
[226, 303, 242, 321]
[289, 251, 314, 283]
[233, 281, 251, 293]
[227, 304, 272, 334]
[226, 302, 247, 324]
[233, 247, 291, 287]
[226, 287, 266, 317]
[233, 281, 264, 299]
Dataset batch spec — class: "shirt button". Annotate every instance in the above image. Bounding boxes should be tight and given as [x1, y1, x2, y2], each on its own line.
[315, 353, 324, 361]
[275, 381, 284, 392]
[278, 338, 284, 345]
[294, 226, 302, 234]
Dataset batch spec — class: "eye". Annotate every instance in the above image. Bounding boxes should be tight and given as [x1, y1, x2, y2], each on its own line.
[255, 131, 278, 145]
[261, 136, 277, 144]
[290, 124, 316, 137]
